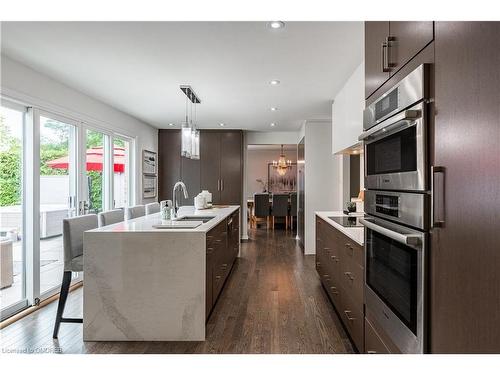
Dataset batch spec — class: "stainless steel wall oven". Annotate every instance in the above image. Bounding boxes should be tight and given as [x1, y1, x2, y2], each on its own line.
[360, 64, 431, 354]
[360, 64, 429, 192]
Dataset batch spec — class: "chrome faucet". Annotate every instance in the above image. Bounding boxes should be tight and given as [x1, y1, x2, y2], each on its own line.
[172, 181, 189, 218]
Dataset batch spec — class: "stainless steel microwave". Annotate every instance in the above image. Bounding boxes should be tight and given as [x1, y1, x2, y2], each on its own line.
[359, 64, 429, 192]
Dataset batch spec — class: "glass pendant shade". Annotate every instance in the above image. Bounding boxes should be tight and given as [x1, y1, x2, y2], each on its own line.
[181, 121, 192, 158]
[191, 129, 200, 160]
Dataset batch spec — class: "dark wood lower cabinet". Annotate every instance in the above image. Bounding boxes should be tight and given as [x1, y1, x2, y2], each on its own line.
[316, 216, 364, 352]
[206, 209, 240, 319]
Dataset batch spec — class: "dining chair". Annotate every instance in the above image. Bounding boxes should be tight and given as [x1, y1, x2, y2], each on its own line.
[53, 214, 98, 338]
[271, 194, 289, 230]
[253, 193, 271, 229]
[289, 192, 298, 231]
[98, 209, 123, 227]
[125, 205, 146, 220]
[145, 202, 160, 215]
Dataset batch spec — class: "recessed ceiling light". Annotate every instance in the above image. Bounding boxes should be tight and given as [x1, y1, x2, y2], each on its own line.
[269, 21, 285, 29]
[168, 123, 174, 126]
[219, 123, 225, 127]
[270, 123, 276, 127]
[270, 107, 278, 111]
[269, 79, 280, 85]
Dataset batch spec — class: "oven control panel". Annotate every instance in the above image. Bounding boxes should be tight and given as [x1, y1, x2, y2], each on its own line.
[365, 190, 428, 230]
[375, 194, 400, 217]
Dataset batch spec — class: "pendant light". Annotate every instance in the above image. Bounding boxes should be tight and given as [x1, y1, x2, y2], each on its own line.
[191, 101, 200, 160]
[181, 94, 192, 158]
[272, 144, 292, 176]
[180, 85, 201, 159]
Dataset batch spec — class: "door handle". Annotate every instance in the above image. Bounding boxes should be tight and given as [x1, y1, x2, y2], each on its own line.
[221, 179, 224, 191]
[217, 179, 220, 191]
[381, 41, 388, 72]
[431, 166, 446, 228]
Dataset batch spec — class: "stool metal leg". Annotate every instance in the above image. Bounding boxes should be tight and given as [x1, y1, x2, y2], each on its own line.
[53, 270, 73, 338]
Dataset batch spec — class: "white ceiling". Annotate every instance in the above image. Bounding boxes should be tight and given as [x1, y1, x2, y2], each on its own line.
[0, 21, 363, 131]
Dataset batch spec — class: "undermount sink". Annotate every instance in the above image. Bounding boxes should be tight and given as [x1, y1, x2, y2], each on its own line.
[174, 216, 216, 223]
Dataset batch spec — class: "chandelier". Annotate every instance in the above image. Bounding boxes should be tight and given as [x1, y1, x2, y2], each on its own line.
[180, 85, 200, 160]
[272, 144, 292, 176]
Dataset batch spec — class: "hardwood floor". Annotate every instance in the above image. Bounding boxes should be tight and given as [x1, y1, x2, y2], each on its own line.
[0, 228, 354, 354]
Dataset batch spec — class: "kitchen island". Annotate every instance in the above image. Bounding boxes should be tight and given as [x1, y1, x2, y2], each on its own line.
[83, 205, 240, 342]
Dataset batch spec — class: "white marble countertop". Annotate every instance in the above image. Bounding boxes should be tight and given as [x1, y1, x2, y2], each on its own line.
[315, 211, 365, 246]
[88, 205, 240, 233]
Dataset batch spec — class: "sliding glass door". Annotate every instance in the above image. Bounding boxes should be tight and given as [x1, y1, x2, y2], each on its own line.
[113, 136, 132, 209]
[38, 114, 78, 296]
[0, 103, 135, 320]
[0, 103, 28, 317]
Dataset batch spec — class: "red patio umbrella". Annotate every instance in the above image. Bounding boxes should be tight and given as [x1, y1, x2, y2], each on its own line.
[46, 146, 126, 173]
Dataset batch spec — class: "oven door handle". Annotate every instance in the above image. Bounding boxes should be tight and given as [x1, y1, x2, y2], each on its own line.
[358, 109, 421, 142]
[359, 218, 422, 247]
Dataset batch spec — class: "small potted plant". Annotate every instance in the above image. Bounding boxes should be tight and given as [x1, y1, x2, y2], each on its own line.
[345, 202, 356, 214]
[256, 178, 267, 193]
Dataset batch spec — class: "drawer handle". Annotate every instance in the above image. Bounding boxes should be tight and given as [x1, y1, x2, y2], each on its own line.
[344, 272, 354, 281]
[344, 310, 355, 322]
[323, 274, 330, 279]
[330, 286, 339, 295]
[367, 350, 377, 354]
[330, 255, 337, 260]
[215, 275, 222, 280]
[207, 247, 214, 253]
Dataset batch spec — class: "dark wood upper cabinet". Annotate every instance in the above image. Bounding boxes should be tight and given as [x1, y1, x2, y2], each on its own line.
[365, 21, 434, 100]
[220, 131, 243, 205]
[430, 21, 500, 354]
[365, 21, 390, 99]
[200, 131, 222, 204]
[158, 129, 181, 201]
[389, 22, 434, 74]
[180, 156, 200, 206]
[159, 129, 242, 206]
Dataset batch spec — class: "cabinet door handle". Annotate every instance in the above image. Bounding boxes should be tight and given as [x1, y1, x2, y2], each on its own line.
[221, 179, 224, 191]
[344, 272, 354, 281]
[367, 350, 377, 354]
[344, 310, 355, 322]
[431, 166, 446, 228]
[330, 286, 339, 295]
[381, 41, 388, 72]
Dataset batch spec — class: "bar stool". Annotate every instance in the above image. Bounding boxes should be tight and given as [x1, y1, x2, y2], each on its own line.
[53, 214, 98, 338]
[125, 205, 145, 220]
[98, 209, 123, 227]
[145, 202, 160, 215]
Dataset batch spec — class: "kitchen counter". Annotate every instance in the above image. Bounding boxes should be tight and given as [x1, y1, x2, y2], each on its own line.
[83, 205, 240, 342]
[315, 211, 364, 245]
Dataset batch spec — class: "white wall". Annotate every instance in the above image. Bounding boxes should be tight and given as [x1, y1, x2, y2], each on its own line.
[303, 120, 342, 254]
[1, 55, 158, 204]
[246, 148, 297, 198]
